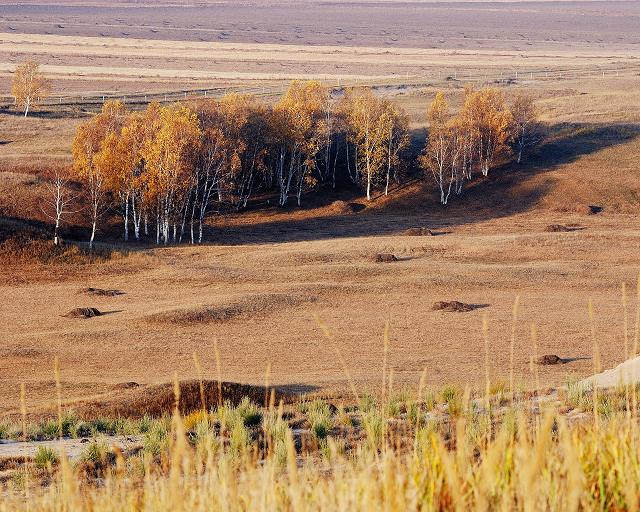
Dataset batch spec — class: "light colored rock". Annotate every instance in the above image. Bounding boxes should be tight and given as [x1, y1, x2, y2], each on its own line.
[581, 356, 640, 389]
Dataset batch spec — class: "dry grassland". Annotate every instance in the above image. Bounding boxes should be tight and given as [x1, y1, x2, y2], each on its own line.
[1, 1, 640, 417]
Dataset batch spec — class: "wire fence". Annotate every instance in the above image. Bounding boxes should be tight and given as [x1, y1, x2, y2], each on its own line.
[2, 63, 638, 109]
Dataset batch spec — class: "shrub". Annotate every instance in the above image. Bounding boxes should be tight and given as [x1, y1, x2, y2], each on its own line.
[34, 446, 59, 470]
[143, 422, 169, 458]
[69, 421, 92, 439]
[79, 439, 110, 465]
[303, 400, 333, 441]
[362, 409, 386, 452]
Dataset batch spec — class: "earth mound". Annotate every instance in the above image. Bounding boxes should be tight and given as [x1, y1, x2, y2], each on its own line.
[374, 253, 398, 263]
[66, 380, 296, 419]
[402, 227, 435, 236]
[576, 204, 603, 215]
[545, 224, 573, 233]
[65, 307, 102, 319]
[329, 200, 365, 214]
[80, 287, 124, 297]
[537, 354, 565, 365]
[432, 301, 475, 313]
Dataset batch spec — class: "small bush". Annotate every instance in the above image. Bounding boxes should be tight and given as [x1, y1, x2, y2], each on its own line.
[359, 394, 377, 414]
[38, 419, 60, 440]
[69, 421, 92, 439]
[303, 400, 333, 440]
[34, 446, 59, 470]
[143, 422, 169, 458]
[138, 415, 154, 434]
[184, 410, 210, 431]
[440, 386, 463, 417]
[80, 439, 110, 465]
[362, 410, 386, 452]
[0, 422, 10, 440]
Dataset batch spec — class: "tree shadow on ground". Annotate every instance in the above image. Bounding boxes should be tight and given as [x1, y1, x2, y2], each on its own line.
[4, 122, 638, 249]
[201, 122, 640, 246]
[0, 108, 88, 120]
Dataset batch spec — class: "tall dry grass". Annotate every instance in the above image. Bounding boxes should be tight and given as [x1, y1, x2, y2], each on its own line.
[3, 401, 640, 511]
[3, 281, 640, 511]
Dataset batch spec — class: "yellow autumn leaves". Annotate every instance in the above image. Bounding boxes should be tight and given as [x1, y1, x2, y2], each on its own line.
[421, 88, 539, 205]
[70, 81, 411, 246]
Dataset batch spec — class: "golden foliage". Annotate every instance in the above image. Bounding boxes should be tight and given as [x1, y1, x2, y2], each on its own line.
[11, 60, 51, 117]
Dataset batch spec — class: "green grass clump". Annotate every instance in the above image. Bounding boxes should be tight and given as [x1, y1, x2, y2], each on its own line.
[302, 400, 334, 441]
[79, 439, 111, 465]
[143, 421, 170, 458]
[34, 446, 59, 470]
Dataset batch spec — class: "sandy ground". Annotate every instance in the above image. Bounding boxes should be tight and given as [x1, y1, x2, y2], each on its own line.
[0, 435, 142, 460]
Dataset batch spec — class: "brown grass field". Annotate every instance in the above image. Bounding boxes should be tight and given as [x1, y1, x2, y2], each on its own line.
[1, 0, 640, 419]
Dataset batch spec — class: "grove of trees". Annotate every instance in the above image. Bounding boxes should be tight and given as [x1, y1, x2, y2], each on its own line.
[61, 81, 541, 246]
[420, 88, 541, 205]
[68, 81, 411, 246]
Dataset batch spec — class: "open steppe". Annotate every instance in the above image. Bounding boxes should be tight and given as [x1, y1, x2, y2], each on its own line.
[1, 0, 640, 417]
[1, 1, 639, 97]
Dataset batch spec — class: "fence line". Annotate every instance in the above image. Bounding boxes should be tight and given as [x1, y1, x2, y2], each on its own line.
[1, 64, 638, 108]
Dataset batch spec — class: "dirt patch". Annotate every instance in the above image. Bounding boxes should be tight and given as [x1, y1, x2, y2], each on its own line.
[402, 227, 435, 236]
[0, 347, 45, 358]
[432, 301, 475, 313]
[0, 436, 142, 462]
[65, 380, 296, 419]
[64, 307, 102, 319]
[537, 354, 565, 365]
[146, 293, 317, 326]
[79, 287, 125, 297]
[374, 253, 398, 263]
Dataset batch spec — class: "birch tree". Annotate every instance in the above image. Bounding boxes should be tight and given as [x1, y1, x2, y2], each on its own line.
[382, 102, 409, 196]
[140, 104, 201, 245]
[217, 94, 269, 209]
[341, 88, 406, 201]
[189, 100, 229, 242]
[510, 93, 543, 164]
[12, 60, 50, 117]
[40, 171, 73, 246]
[71, 100, 127, 248]
[273, 81, 328, 206]
[421, 92, 457, 205]
[342, 88, 385, 200]
[460, 88, 512, 177]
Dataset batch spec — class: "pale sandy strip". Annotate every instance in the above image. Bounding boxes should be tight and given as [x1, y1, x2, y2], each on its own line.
[0, 32, 633, 62]
[0, 62, 390, 80]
